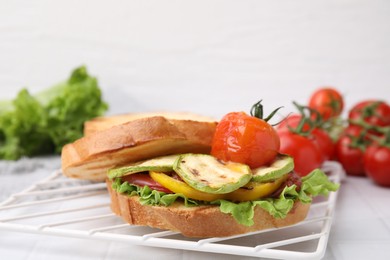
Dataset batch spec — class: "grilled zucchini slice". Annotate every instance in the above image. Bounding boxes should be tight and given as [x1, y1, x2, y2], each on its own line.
[107, 155, 178, 179]
[251, 153, 294, 182]
[173, 154, 251, 194]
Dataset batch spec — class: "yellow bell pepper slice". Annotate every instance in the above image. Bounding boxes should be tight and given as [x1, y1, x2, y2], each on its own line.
[149, 171, 225, 202]
[224, 174, 289, 202]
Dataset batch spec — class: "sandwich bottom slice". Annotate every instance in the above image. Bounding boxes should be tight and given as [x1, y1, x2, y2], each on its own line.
[106, 178, 310, 238]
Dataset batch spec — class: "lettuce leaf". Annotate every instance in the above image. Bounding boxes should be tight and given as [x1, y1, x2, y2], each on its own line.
[216, 169, 339, 226]
[112, 178, 199, 207]
[112, 169, 339, 226]
[0, 66, 108, 160]
[300, 168, 340, 197]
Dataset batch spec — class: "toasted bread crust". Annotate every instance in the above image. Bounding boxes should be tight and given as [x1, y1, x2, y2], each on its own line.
[84, 112, 217, 136]
[106, 179, 311, 238]
[61, 115, 217, 181]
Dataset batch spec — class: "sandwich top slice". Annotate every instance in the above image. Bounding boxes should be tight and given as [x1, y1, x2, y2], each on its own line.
[61, 113, 217, 181]
[83, 111, 217, 136]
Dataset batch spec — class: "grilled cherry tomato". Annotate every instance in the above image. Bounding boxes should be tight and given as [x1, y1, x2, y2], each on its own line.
[364, 145, 390, 187]
[121, 173, 173, 193]
[308, 87, 344, 120]
[211, 101, 280, 169]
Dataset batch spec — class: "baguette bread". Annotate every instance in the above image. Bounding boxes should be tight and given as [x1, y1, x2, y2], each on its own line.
[61, 114, 217, 181]
[106, 178, 310, 238]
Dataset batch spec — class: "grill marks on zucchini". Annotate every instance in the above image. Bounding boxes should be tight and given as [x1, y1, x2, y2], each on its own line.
[107, 155, 179, 179]
[108, 153, 294, 201]
[174, 154, 252, 194]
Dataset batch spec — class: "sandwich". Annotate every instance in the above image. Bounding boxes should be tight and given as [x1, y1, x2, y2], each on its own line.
[61, 111, 339, 238]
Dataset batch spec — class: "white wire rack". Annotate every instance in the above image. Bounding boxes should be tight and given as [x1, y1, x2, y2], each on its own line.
[0, 161, 344, 259]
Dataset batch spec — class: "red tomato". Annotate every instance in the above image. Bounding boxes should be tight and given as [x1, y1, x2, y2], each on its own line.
[349, 100, 390, 127]
[121, 173, 173, 193]
[278, 131, 324, 176]
[343, 124, 365, 136]
[277, 114, 311, 132]
[211, 111, 280, 168]
[308, 88, 344, 120]
[278, 115, 334, 161]
[364, 145, 390, 187]
[311, 128, 335, 161]
[335, 135, 365, 176]
[343, 124, 372, 142]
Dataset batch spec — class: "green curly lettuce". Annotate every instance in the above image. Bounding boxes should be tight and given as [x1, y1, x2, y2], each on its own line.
[112, 178, 199, 207]
[0, 66, 108, 160]
[112, 169, 339, 226]
[216, 169, 339, 226]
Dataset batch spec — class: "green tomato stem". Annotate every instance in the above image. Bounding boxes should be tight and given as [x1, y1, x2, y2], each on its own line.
[250, 100, 283, 123]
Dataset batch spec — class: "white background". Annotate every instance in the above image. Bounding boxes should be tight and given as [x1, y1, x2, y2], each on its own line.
[1, 0, 389, 119]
